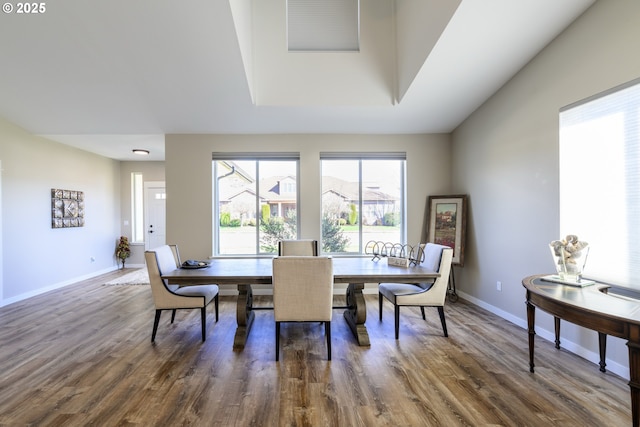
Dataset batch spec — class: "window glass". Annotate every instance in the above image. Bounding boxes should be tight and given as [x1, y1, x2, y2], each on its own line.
[131, 172, 144, 243]
[214, 158, 298, 255]
[321, 157, 405, 254]
[559, 78, 640, 288]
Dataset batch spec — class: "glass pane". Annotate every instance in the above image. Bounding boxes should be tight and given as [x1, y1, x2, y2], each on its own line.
[362, 160, 403, 246]
[131, 172, 144, 243]
[217, 160, 257, 255]
[258, 160, 298, 254]
[321, 160, 358, 253]
[559, 80, 640, 288]
[216, 159, 298, 255]
[321, 158, 404, 254]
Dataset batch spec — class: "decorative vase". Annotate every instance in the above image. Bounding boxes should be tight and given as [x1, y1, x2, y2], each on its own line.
[549, 239, 589, 282]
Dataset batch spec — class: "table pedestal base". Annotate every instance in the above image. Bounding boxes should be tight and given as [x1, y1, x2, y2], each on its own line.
[234, 284, 255, 349]
[233, 282, 372, 348]
[344, 283, 370, 346]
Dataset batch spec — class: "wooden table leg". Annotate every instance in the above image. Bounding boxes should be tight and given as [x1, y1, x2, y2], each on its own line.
[526, 299, 536, 373]
[233, 284, 255, 349]
[554, 316, 561, 349]
[628, 339, 640, 427]
[344, 282, 370, 346]
[599, 332, 607, 372]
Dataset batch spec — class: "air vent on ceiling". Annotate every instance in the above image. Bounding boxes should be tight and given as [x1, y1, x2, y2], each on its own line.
[287, 0, 360, 52]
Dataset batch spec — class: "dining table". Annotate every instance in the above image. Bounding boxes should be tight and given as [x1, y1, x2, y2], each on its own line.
[162, 256, 440, 348]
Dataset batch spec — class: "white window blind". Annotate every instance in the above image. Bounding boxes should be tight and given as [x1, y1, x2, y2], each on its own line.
[559, 78, 640, 289]
[287, 0, 359, 52]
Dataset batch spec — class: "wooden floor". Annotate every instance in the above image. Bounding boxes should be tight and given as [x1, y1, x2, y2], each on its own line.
[0, 269, 632, 426]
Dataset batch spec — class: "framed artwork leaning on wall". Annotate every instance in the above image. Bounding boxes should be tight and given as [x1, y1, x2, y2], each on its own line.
[426, 194, 468, 266]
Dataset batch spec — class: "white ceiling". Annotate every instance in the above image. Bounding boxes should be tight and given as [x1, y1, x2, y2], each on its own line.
[0, 0, 594, 161]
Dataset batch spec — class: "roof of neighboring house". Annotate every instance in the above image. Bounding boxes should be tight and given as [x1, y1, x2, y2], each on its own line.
[222, 175, 397, 204]
[259, 176, 297, 202]
[321, 176, 396, 203]
[217, 161, 254, 183]
[223, 175, 296, 203]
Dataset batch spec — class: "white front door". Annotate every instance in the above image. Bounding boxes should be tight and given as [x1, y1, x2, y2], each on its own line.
[144, 182, 166, 250]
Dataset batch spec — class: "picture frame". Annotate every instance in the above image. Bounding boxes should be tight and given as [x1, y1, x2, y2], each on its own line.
[51, 188, 85, 228]
[426, 194, 468, 266]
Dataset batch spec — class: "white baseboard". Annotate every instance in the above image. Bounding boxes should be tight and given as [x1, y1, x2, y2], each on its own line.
[1, 266, 119, 308]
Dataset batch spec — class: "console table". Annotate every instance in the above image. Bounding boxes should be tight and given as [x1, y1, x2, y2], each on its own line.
[523, 274, 640, 426]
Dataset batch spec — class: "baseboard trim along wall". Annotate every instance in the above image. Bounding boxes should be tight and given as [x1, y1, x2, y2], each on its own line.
[457, 290, 629, 381]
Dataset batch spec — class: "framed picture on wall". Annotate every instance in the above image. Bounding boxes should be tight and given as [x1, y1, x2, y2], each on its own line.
[426, 194, 468, 266]
[51, 188, 85, 228]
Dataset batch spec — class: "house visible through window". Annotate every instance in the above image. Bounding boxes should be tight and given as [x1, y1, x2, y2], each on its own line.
[320, 154, 406, 254]
[213, 155, 299, 255]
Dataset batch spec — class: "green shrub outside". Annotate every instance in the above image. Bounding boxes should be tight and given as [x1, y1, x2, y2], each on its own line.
[220, 212, 231, 226]
[383, 212, 400, 226]
[348, 204, 358, 225]
[261, 204, 271, 222]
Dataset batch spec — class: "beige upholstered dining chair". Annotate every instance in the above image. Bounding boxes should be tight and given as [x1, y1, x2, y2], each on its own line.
[272, 256, 334, 361]
[277, 239, 319, 256]
[145, 245, 219, 342]
[378, 243, 453, 339]
[250, 239, 320, 312]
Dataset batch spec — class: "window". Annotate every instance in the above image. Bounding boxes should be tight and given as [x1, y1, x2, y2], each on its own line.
[213, 154, 299, 255]
[559, 78, 640, 289]
[131, 172, 144, 243]
[321, 153, 406, 254]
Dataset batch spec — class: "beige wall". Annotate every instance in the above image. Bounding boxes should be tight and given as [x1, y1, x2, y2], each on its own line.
[452, 0, 640, 377]
[0, 117, 121, 303]
[165, 134, 451, 261]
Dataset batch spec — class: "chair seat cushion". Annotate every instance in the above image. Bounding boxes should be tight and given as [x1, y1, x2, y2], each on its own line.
[379, 283, 424, 303]
[173, 284, 219, 305]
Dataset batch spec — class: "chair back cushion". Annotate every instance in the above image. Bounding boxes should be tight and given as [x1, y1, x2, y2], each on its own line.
[423, 243, 447, 272]
[278, 239, 318, 256]
[273, 256, 333, 321]
[154, 245, 179, 277]
[145, 245, 213, 309]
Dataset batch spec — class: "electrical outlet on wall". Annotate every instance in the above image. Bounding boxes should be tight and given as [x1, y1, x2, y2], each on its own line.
[496, 281, 502, 291]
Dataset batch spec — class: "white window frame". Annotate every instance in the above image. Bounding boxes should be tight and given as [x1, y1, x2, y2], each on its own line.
[320, 152, 407, 254]
[213, 153, 300, 256]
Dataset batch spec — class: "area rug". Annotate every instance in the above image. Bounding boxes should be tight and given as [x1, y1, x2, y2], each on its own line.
[104, 268, 149, 285]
